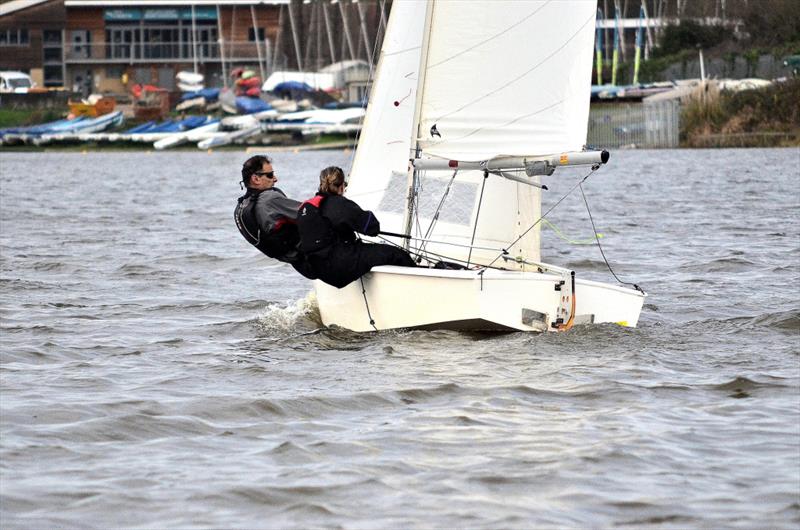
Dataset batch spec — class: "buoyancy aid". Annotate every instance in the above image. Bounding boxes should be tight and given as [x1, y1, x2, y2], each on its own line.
[235, 191, 299, 260]
[297, 194, 336, 255]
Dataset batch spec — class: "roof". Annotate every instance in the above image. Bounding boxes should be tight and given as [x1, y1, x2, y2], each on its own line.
[64, 0, 289, 6]
[0, 71, 34, 79]
[0, 0, 53, 17]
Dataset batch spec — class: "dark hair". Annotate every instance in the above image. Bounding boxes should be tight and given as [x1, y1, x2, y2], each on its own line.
[241, 155, 272, 187]
[319, 166, 346, 194]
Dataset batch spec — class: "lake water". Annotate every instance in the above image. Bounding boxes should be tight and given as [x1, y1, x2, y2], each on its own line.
[1, 148, 798, 528]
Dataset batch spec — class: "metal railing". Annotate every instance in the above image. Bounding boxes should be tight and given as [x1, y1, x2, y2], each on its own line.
[588, 100, 680, 148]
[63, 41, 271, 64]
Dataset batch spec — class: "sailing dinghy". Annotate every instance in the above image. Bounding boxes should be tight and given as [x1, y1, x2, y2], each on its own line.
[313, 0, 645, 332]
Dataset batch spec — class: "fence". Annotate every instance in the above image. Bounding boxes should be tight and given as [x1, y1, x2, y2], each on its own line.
[62, 41, 277, 65]
[588, 100, 680, 148]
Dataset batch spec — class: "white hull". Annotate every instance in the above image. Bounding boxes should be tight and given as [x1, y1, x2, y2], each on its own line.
[197, 125, 261, 149]
[314, 267, 645, 332]
[153, 121, 220, 150]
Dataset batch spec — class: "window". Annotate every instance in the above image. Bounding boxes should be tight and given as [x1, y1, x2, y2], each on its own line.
[248, 27, 265, 42]
[0, 29, 30, 47]
[43, 30, 62, 45]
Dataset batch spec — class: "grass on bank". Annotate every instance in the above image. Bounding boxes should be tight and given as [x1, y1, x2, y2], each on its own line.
[681, 77, 800, 147]
[0, 108, 64, 129]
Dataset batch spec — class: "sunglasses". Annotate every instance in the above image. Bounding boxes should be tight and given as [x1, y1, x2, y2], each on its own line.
[254, 171, 275, 179]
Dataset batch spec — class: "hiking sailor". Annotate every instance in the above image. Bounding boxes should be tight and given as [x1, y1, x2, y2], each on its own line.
[234, 155, 316, 279]
[297, 166, 416, 288]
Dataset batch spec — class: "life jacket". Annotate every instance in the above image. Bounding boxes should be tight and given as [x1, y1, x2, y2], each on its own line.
[297, 194, 336, 255]
[235, 191, 299, 260]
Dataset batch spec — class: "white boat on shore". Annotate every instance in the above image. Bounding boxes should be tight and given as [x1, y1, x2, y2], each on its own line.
[197, 125, 262, 149]
[153, 120, 220, 150]
[311, 0, 645, 332]
[31, 111, 125, 145]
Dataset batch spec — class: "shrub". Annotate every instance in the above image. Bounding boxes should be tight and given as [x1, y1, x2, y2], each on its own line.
[654, 21, 728, 57]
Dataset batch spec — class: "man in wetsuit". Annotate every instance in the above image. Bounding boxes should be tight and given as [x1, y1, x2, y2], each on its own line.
[234, 155, 316, 279]
[297, 166, 416, 288]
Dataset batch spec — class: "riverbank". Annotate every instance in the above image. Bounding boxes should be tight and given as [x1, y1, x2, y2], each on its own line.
[681, 78, 800, 147]
[3, 80, 798, 151]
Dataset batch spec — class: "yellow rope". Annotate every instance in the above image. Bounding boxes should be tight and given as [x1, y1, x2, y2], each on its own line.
[541, 218, 603, 245]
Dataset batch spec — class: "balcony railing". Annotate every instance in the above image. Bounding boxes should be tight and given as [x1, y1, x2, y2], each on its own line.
[63, 41, 273, 64]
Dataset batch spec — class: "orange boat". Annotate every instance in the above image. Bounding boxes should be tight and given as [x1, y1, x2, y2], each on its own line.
[68, 96, 116, 118]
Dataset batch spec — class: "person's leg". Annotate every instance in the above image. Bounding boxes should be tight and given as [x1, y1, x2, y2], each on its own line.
[289, 257, 318, 280]
[357, 243, 416, 272]
[310, 246, 358, 288]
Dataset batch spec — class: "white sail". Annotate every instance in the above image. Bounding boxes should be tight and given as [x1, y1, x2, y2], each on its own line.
[396, 0, 595, 267]
[418, 0, 595, 160]
[345, 0, 428, 235]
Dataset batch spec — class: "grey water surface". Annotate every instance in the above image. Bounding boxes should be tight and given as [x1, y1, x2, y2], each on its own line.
[1, 148, 798, 528]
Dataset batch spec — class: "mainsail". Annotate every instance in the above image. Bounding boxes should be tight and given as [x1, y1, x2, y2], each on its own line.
[348, 0, 597, 269]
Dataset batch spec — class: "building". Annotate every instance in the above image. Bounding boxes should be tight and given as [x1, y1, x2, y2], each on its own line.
[62, 0, 287, 94]
[0, 0, 67, 88]
[0, 0, 388, 96]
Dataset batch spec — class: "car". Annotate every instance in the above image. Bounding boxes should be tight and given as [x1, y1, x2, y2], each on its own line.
[0, 71, 36, 93]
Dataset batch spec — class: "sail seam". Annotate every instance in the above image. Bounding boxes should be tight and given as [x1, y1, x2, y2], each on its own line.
[431, 12, 595, 124]
[426, 0, 551, 70]
[429, 99, 563, 149]
[383, 46, 422, 58]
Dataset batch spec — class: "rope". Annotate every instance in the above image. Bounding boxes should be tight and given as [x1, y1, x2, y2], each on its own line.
[359, 276, 378, 331]
[486, 166, 599, 269]
[467, 170, 489, 267]
[541, 218, 602, 245]
[418, 169, 458, 256]
[579, 183, 644, 294]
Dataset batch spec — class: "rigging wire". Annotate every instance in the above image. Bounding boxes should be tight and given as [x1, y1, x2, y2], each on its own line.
[466, 170, 489, 267]
[579, 183, 644, 293]
[418, 169, 458, 257]
[485, 166, 600, 269]
[373, 164, 643, 295]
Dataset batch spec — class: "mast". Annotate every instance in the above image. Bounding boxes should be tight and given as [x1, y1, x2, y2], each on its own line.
[250, 5, 266, 81]
[191, 4, 198, 74]
[338, 0, 357, 61]
[401, 0, 436, 245]
[216, 5, 227, 88]
[611, 5, 620, 86]
[633, 3, 644, 85]
[288, 0, 303, 70]
[321, 1, 336, 64]
[595, 8, 603, 85]
[355, 0, 373, 66]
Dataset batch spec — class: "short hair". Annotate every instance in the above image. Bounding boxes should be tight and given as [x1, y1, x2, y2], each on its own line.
[241, 155, 272, 187]
[318, 166, 346, 194]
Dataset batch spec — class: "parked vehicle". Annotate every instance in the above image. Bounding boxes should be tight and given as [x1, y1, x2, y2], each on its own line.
[0, 71, 35, 93]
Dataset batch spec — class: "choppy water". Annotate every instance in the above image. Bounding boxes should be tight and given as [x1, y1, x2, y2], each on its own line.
[1, 147, 798, 528]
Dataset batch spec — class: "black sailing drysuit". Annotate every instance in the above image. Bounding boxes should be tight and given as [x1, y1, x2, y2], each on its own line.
[297, 192, 416, 288]
[234, 187, 316, 279]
